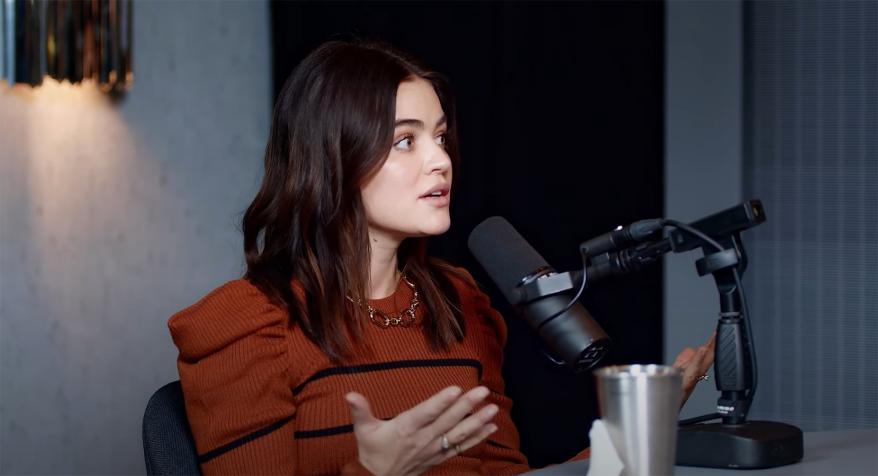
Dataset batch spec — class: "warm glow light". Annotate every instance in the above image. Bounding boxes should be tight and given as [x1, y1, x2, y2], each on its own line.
[25, 75, 123, 220]
[12, 75, 150, 293]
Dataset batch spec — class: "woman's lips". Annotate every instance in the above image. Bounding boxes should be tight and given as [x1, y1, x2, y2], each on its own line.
[420, 193, 451, 207]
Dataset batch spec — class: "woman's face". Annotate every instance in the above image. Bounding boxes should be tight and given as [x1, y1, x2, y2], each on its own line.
[361, 78, 452, 244]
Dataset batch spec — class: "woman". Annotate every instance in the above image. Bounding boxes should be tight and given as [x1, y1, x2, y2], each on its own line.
[169, 40, 714, 476]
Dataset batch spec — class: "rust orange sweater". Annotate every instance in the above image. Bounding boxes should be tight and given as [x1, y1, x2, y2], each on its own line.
[169, 268, 588, 475]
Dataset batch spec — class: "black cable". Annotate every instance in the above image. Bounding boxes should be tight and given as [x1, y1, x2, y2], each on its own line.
[535, 251, 589, 331]
[661, 219, 724, 253]
[732, 267, 759, 414]
[678, 412, 721, 426]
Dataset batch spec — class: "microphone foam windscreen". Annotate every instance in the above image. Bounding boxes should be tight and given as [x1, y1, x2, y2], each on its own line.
[468, 216, 550, 304]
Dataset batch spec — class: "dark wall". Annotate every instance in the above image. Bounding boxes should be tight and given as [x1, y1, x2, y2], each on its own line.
[271, 1, 664, 467]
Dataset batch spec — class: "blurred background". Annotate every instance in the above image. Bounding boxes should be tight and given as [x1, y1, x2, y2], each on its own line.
[1, 0, 875, 473]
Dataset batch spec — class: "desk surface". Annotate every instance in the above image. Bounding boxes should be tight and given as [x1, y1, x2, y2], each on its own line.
[525, 428, 878, 475]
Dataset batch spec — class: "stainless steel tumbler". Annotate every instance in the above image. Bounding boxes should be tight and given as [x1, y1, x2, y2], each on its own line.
[594, 364, 682, 476]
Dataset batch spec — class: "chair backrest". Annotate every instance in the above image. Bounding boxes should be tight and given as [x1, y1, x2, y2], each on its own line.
[142, 380, 201, 476]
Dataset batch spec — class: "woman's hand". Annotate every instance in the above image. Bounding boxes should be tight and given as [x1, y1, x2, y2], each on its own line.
[672, 332, 716, 407]
[345, 386, 499, 476]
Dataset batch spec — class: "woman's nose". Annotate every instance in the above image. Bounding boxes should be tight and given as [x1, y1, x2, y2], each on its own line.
[426, 145, 451, 175]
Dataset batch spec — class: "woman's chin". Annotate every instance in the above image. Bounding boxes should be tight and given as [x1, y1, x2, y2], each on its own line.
[415, 219, 451, 237]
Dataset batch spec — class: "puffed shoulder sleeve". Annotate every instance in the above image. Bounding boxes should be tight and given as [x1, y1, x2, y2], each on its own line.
[451, 268, 532, 475]
[168, 280, 299, 475]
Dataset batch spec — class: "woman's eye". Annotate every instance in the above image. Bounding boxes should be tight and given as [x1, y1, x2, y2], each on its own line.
[436, 134, 447, 147]
[394, 135, 414, 151]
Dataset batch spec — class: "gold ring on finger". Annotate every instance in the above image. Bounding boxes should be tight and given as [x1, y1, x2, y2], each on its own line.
[455, 443, 462, 454]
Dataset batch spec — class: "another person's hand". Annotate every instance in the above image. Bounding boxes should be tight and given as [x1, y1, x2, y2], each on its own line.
[345, 386, 499, 476]
[672, 332, 716, 407]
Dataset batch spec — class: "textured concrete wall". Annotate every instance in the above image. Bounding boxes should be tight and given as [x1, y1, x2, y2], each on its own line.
[0, 1, 270, 473]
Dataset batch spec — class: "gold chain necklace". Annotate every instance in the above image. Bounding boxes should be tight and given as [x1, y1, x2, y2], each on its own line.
[348, 274, 420, 328]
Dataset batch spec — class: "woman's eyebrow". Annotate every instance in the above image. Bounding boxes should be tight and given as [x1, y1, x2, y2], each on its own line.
[394, 115, 447, 129]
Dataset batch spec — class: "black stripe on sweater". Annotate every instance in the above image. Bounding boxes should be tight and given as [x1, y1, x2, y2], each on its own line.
[198, 415, 295, 464]
[292, 358, 484, 396]
[295, 416, 397, 440]
[293, 425, 505, 445]
[294, 424, 354, 439]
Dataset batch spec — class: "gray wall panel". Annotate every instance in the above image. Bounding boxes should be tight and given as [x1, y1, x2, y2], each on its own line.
[665, 0, 743, 419]
[743, 0, 878, 430]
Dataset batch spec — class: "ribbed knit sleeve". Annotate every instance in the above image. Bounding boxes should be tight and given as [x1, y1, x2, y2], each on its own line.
[168, 280, 301, 474]
[168, 280, 374, 475]
[461, 282, 531, 475]
[168, 280, 296, 474]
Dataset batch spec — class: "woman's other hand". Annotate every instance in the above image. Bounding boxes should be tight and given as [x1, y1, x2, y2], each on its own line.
[345, 386, 499, 476]
[672, 332, 716, 407]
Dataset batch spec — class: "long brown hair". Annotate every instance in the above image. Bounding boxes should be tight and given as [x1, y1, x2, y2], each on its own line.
[243, 40, 471, 361]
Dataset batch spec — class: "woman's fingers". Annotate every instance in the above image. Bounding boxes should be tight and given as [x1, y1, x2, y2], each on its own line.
[454, 422, 498, 455]
[675, 332, 717, 407]
[395, 386, 463, 435]
[443, 423, 499, 462]
[444, 400, 499, 446]
[425, 386, 492, 438]
[679, 345, 713, 405]
[674, 332, 716, 374]
[705, 331, 717, 354]
[682, 347, 707, 382]
[423, 422, 499, 467]
[690, 334, 715, 377]
[346, 386, 498, 476]
[370, 384, 494, 465]
[346, 392, 380, 432]
[673, 347, 696, 368]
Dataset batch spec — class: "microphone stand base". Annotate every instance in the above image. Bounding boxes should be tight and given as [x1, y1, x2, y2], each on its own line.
[677, 420, 803, 469]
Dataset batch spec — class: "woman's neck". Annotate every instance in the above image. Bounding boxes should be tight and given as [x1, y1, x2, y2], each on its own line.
[367, 230, 402, 299]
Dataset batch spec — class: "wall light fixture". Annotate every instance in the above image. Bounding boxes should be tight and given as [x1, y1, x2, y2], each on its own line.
[1, 0, 132, 92]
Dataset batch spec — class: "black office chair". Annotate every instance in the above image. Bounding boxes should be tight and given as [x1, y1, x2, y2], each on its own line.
[142, 380, 201, 476]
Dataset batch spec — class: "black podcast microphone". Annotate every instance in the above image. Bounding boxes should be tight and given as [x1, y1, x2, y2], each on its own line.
[579, 219, 663, 258]
[468, 217, 610, 371]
